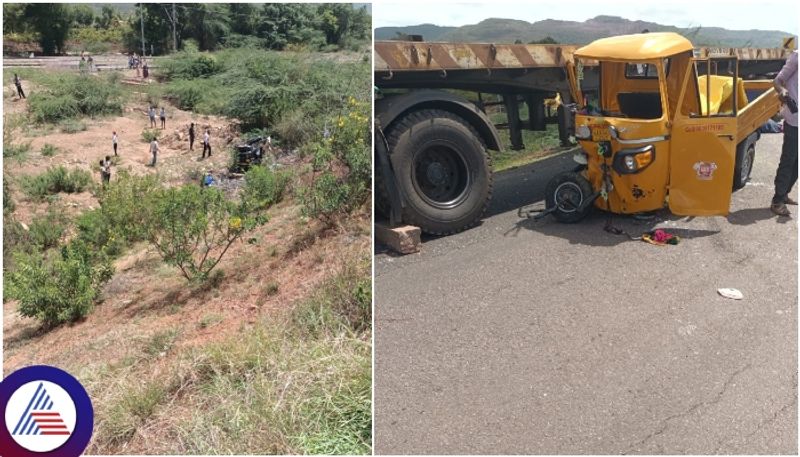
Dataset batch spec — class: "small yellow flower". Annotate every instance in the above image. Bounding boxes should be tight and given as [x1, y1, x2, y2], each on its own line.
[229, 217, 242, 230]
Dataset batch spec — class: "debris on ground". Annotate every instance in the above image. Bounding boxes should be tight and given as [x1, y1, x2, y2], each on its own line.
[717, 288, 744, 300]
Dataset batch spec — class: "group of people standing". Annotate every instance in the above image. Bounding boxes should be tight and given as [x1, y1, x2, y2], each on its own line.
[128, 53, 149, 79]
[148, 106, 167, 129]
[188, 122, 213, 158]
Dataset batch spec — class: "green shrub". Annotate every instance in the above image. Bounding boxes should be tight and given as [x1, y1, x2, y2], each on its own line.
[60, 119, 87, 133]
[28, 72, 124, 124]
[146, 184, 266, 281]
[40, 143, 60, 157]
[77, 171, 161, 257]
[3, 178, 15, 213]
[299, 172, 351, 221]
[21, 166, 93, 199]
[160, 51, 221, 80]
[141, 129, 161, 143]
[3, 141, 31, 160]
[274, 108, 318, 148]
[243, 165, 291, 210]
[7, 240, 114, 328]
[292, 255, 371, 335]
[164, 79, 204, 110]
[28, 210, 67, 250]
[3, 215, 29, 274]
[29, 94, 80, 123]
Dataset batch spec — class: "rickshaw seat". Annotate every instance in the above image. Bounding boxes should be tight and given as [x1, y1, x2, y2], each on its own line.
[617, 92, 663, 119]
[697, 75, 748, 115]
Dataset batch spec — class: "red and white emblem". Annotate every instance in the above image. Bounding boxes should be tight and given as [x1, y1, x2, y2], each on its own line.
[693, 161, 718, 180]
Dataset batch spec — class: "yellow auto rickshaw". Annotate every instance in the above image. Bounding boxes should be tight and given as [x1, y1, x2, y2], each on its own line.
[534, 32, 781, 223]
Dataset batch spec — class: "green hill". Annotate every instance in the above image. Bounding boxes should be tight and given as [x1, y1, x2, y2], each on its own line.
[376, 15, 794, 47]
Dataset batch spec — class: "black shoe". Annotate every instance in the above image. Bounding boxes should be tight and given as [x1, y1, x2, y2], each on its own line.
[771, 203, 791, 217]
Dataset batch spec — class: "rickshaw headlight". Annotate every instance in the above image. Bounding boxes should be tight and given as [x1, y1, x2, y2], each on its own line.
[576, 125, 591, 140]
[624, 155, 636, 170]
[612, 145, 655, 175]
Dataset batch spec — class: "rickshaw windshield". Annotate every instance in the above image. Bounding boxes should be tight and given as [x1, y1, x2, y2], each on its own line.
[578, 59, 667, 120]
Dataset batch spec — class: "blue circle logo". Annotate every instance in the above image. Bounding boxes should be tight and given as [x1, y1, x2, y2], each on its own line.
[0, 366, 93, 457]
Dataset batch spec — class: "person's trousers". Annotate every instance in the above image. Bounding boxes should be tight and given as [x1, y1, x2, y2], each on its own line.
[203, 143, 211, 158]
[773, 124, 798, 204]
[113, 143, 118, 155]
[16, 85, 25, 98]
[190, 137, 194, 150]
[151, 152, 157, 166]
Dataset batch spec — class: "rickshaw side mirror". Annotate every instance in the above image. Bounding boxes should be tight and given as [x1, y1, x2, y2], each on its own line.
[608, 125, 619, 140]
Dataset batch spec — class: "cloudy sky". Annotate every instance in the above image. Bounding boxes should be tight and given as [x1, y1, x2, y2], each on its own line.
[374, 0, 798, 34]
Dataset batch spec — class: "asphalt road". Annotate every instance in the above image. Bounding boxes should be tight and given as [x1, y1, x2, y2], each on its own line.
[375, 133, 797, 454]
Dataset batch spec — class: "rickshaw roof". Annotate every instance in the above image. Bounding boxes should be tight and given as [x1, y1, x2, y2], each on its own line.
[575, 32, 694, 60]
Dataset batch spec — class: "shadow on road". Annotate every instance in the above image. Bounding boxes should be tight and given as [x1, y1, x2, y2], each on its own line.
[727, 207, 790, 225]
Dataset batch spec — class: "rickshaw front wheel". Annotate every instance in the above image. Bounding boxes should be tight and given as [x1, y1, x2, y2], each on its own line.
[545, 172, 594, 223]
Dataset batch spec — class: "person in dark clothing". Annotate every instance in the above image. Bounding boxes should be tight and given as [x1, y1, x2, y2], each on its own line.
[160, 107, 166, 129]
[188, 123, 195, 151]
[14, 73, 25, 99]
[112, 131, 118, 156]
[142, 62, 149, 79]
[771, 51, 798, 217]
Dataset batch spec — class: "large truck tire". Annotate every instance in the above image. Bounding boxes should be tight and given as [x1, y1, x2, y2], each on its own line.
[386, 109, 493, 235]
[733, 133, 757, 191]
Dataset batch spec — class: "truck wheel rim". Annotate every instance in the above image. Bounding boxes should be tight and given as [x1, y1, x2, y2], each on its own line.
[554, 182, 583, 213]
[413, 145, 470, 209]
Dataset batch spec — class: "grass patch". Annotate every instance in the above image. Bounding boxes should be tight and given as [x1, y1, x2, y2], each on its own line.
[198, 314, 223, 329]
[491, 124, 564, 172]
[3, 141, 31, 161]
[143, 329, 179, 357]
[28, 71, 125, 124]
[21, 166, 92, 199]
[60, 119, 87, 134]
[141, 128, 161, 143]
[264, 280, 279, 296]
[89, 255, 372, 454]
[40, 143, 60, 157]
[98, 381, 170, 447]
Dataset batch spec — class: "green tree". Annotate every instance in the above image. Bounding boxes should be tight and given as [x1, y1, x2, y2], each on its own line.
[317, 4, 370, 46]
[2, 3, 28, 35]
[180, 3, 231, 51]
[70, 4, 96, 28]
[255, 3, 315, 50]
[145, 184, 265, 281]
[97, 5, 119, 30]
[25, 4, 72, 55]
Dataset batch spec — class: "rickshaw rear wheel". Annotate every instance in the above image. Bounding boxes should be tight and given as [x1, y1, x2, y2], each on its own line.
[733, 141, 755, 190]
[545, 172, 594, 223]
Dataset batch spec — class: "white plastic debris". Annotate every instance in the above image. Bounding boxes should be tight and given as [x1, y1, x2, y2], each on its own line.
[717, 288, 743, 300]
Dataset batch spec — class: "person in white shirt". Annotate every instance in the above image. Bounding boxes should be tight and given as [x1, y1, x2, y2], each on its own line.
[112, 131, 118, 156]
[149, 139, 160, 166]
[202, 129, 211, 158]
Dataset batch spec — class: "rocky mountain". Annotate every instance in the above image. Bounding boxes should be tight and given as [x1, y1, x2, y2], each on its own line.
[375, 15, 793, 48]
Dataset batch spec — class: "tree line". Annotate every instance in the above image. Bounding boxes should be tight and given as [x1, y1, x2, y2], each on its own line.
[2, 3, 371, 55]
